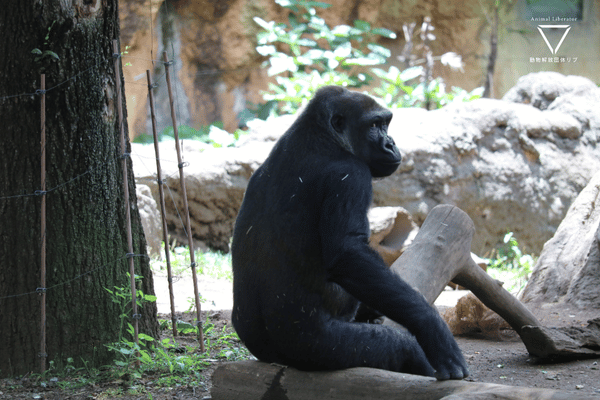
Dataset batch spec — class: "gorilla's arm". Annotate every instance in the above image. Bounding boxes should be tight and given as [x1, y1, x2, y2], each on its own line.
[319, 166, 468, 380]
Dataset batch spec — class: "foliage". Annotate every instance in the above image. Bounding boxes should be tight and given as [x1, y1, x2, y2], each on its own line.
[150, 244, 233, 282]
[28, 317, 250, 395]
[133, 123, 246, 147]
[373, 65, 484, 109]
[104, 274, 157, 343]
[486, 232, 536, 294]
[104, 274, 158, 374]
[245, 0, 483, 120]
[252, 0, 396, 115]
[32, 21, 60, 63]
[94, 270, 249, 391]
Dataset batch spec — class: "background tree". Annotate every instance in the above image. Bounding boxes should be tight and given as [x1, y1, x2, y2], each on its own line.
[0, 1, 159, 377]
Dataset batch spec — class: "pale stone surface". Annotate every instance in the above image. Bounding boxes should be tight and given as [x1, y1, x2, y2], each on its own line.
[520, 171, 600, 309]
[136, 184, 162, 257]
[133, 72, 600, 256]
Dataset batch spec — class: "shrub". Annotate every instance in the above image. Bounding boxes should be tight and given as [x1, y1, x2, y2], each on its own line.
[252, 0, 396, 115]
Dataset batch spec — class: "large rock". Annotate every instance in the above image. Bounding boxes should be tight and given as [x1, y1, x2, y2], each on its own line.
[132, 138, 274, 252]
[520, 171, 600, 309]
[133, 73, 600, 255]
[502, 72, 599, 111]
[367, 207, 419, 267]
[375, 72, 600, 253]
[136, 184, 162, 257]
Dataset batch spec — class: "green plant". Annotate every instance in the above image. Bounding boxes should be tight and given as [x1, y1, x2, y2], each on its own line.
[150, 244, 232, 282]
[133, 123, 245, 147]
[204, 321, 251, 361]
[252, 0, 395, 115]
[31, 357, 108, 392]
[486, 232, 536, 294]
[104, 274, 157, 342]
[32, 21, 59, 63]
[104, 274, 157, 373]
[372, 65, 484, 109]
[372, 18, 483, 109]
[122, 45, 132, 67]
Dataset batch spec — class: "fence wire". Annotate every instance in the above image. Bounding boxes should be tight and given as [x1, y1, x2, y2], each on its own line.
[0, 53, 198, 302]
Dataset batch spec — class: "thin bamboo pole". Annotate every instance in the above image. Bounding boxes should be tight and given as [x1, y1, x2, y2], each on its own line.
[39, 74, 47, 374]
[112, 40, 140, 357]
[162, 51, 205, 351]
[146, 70, 178, 338]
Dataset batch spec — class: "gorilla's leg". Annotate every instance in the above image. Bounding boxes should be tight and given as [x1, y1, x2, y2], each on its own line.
[275, 318, 436, 376]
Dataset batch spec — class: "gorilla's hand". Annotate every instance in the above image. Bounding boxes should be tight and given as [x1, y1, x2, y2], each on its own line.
[425, 331, 470, 380]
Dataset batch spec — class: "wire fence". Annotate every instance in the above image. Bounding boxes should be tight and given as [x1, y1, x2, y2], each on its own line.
[0, 40, 207, 373]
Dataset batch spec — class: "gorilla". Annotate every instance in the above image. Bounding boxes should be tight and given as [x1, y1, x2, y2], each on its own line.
[231, 86, 469, 380]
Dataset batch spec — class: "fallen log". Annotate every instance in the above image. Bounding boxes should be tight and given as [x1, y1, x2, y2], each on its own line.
[211, 361, 597, 400]
[383, 205, 540, 342]
[520, 318, 600, 359]
[387, 204, 600, 359]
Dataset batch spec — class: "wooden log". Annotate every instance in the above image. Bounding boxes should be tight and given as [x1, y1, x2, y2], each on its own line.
[386, 205, 600, 359]
[520, 318, 600, 359]
[388, 204, 477, 304]
[211, 361, 596, 400]
[384, 205, 541, 343]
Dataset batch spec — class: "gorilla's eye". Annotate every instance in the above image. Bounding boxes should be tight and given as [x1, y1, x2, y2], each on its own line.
[372, 120, 386, 129]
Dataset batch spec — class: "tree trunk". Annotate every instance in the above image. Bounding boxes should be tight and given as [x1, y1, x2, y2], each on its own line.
[0, 0, 159, 377]
[483, 7, 498, 99]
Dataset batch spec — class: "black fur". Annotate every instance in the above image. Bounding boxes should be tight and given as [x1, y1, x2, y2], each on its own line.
[232, 86, 468, 380]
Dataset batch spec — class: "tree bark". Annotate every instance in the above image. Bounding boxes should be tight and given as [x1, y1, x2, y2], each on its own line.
[212, 361, 596, 400]
[0, 0, 159, 377]
[482, 6, 498, 99]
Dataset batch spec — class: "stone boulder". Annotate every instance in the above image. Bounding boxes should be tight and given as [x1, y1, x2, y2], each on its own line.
[133, 72, 600, 255]
[502, 72, 598, 111]
[132, 138, 274, 252]
[136, 184, 162, 257]
[520, 171, 600, 309]
[367, 207, 419, 267]
[376, 72, 600, 254]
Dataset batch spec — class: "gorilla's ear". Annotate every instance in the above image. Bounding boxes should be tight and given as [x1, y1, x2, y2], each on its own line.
[331, 114, 345, 134]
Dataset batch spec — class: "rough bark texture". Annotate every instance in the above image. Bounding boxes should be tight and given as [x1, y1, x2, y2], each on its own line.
[0, 0, 159, 377]
[211, 361, 597, 400]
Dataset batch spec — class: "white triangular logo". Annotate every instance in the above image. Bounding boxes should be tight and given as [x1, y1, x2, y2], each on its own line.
[537, 25, 571, 54]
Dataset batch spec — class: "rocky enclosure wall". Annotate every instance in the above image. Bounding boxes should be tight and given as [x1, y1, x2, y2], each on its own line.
[133, 72, 600, 255]
[120, 0, 600, 139]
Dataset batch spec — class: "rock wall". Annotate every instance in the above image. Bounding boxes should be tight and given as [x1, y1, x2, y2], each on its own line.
[375, 72, 600, 254]
[119, 0, 600, 139]
[133, 72, 600, 255]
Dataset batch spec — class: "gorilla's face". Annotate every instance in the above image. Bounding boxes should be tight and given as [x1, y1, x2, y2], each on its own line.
[327, 90, 401, 178]
[360, 110, 401, 178]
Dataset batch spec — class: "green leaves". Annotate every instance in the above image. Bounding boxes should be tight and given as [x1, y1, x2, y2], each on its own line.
[252, 1, 396, 115]
[32, 21, 60, 63]
[371, 27, 396, 38]
[372, 64, 483, 109]
[486, 232, 536, 294]
[248, 1, 479, 118]
[31, 48, 59, 63]
[275, 0, 331, 13]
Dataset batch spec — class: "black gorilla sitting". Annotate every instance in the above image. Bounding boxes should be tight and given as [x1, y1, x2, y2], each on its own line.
[231, 86, 468, 380]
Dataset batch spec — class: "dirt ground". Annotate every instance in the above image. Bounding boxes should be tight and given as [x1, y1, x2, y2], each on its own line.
[2, 300, 599, 399]
[453, 302, 600, 396]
